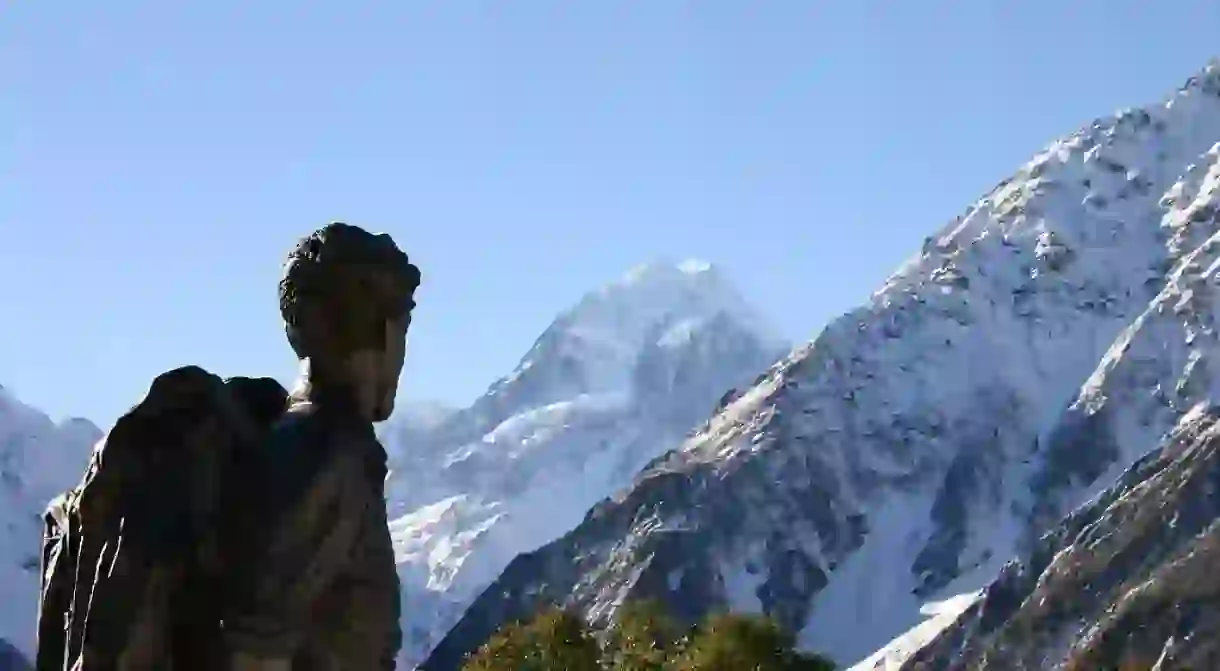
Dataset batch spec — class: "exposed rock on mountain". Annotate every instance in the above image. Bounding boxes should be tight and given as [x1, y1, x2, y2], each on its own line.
[381, 260, 788, 668]
[422, 59, 1220, 671]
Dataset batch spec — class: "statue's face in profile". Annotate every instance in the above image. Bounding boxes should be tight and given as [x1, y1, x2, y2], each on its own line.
[371, 313, 410, 423]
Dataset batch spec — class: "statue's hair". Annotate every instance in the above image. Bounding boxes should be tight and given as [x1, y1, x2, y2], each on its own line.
[279, 222, 421, 359]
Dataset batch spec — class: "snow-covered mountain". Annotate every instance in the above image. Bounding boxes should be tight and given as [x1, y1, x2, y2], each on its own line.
[380, 260, 789, 668]
[422, 60, 1220, 671]
[0, 385, 100, 663]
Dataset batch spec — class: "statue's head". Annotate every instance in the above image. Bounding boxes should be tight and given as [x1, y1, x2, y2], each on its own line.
[279, 222, 421, 422]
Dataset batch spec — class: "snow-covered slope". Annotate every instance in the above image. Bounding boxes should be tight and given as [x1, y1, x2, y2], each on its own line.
[0, 385, 100, 660]
[421, 60, 1220, 671]
[381, 261, 788, 668]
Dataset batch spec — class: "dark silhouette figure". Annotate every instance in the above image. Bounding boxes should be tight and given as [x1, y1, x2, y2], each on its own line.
[34, 223, 416, 671]
[222, 223, 421, 670]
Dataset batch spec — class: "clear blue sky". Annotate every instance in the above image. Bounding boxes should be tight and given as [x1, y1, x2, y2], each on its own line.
[2, 2, 1218, 426]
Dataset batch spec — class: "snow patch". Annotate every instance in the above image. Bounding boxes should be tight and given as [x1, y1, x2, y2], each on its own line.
[846, 591, 983, 671]
[678, 259, 713, 275]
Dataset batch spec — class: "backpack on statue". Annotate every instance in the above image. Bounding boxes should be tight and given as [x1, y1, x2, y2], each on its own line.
[34, 366, 288, 671]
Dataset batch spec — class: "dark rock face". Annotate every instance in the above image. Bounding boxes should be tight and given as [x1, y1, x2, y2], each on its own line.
[1024, 402, 1122, 536]
[912, 423, 1008, 597]
[900, 409, 1220, 670]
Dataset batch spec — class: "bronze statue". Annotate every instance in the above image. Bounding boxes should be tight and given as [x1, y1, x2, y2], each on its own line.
[222, 222, 420, 670]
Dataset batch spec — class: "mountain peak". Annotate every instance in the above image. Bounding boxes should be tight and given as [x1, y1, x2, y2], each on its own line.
[511, 260, 782, 397]
[576, 259, 776, 343]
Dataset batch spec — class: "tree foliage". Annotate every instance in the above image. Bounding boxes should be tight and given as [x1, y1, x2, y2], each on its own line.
[606, 599, 684, 671]
[462, 606, 601, 671]
[673, 612, 834, 671]
[461, 600, 835, 671]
